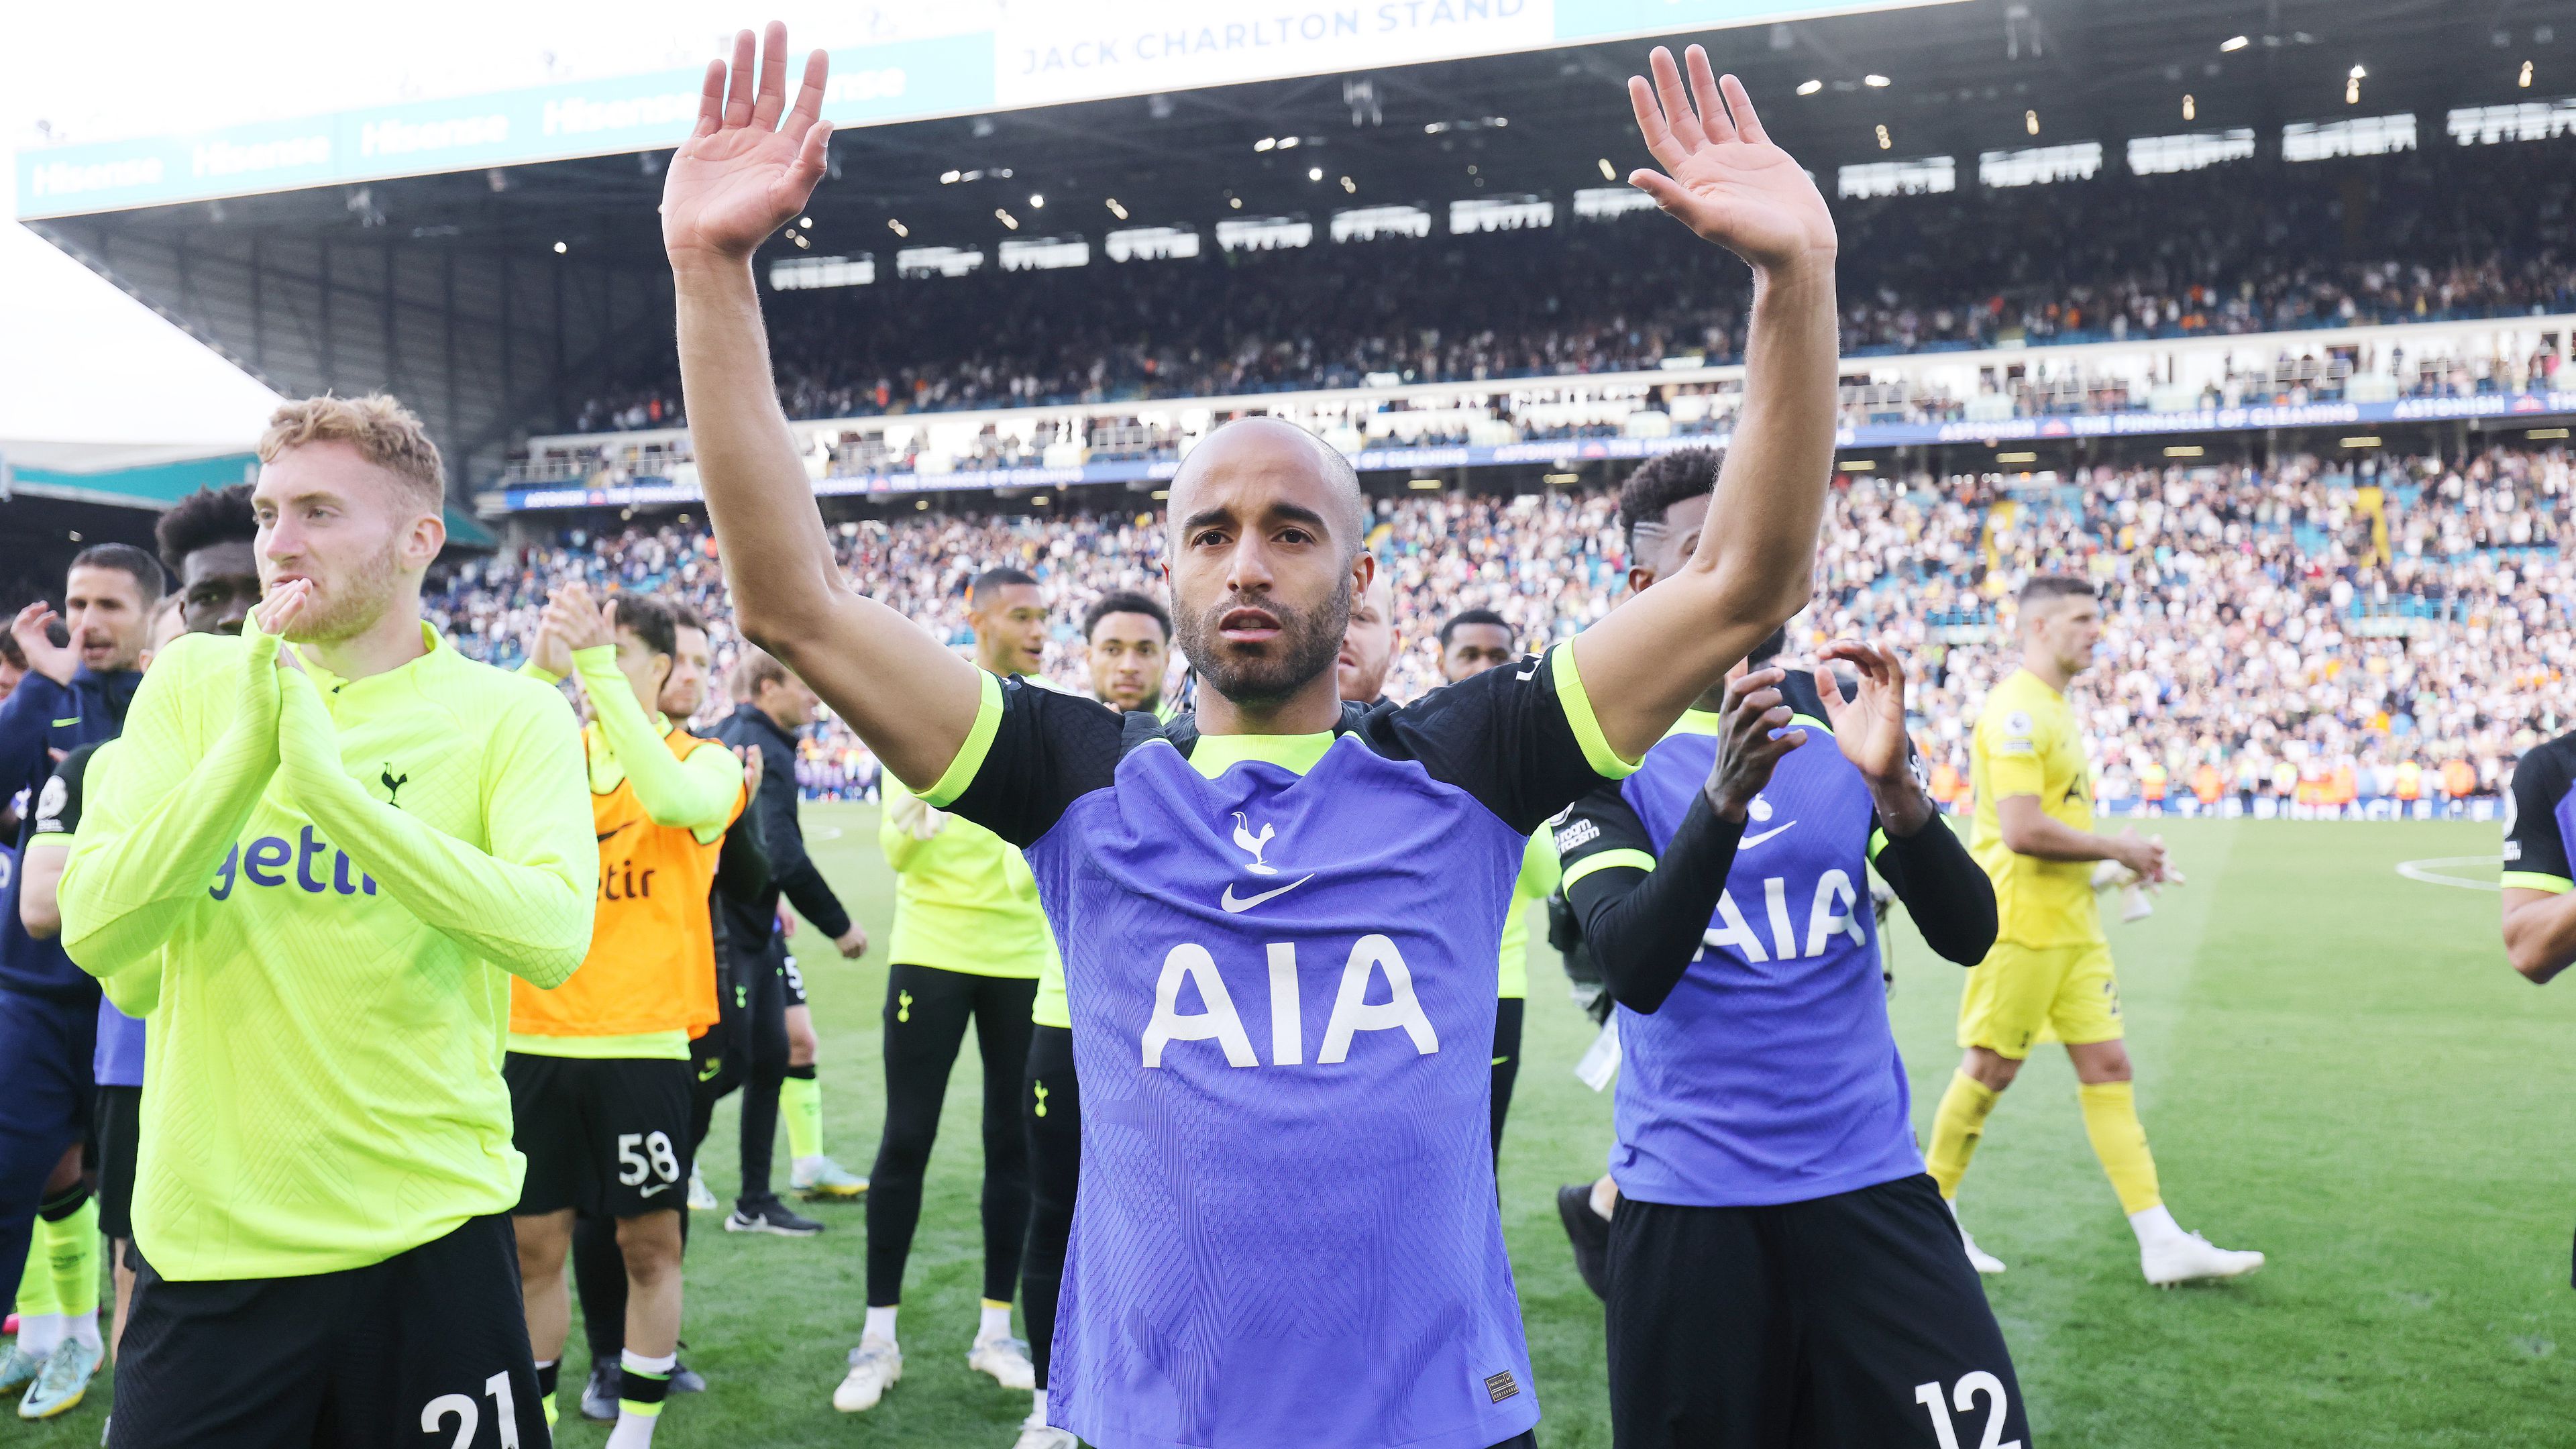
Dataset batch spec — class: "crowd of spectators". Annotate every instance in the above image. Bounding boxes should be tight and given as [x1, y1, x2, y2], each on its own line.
[570, 138, 2576, 433]
[430, 441, 2576, 812]
[1818, 445, 2573, 814]
[538, 323, 2563, 493]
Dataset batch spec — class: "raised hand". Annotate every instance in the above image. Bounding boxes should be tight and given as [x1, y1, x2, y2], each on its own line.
[1627, 44, 1835, 272]
[9, 603, 76, 686]
[537, 583, 613, 658]
[254, 581, 312, 674]
[1814, 639, 1911, 786]
[661, 21, 833, 265]
[528, 601, 574, 679]
[1703, 665, 1807, 822]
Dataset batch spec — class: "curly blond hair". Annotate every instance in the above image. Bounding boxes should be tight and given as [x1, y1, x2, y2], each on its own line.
[257, 394, 444, 513]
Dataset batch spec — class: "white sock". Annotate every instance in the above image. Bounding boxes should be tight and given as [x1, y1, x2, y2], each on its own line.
[795, 1155, 829, 1175]
[64, 1308, 99, 1352]
[1032, 1387, 1049, 1422]
[864, 1305, 898, 1346]
[606, 1349, 677, 1449]
[2128, 1203, 2184, 1246]
[16, 1313, 63, 1358]
[978, 1302, 1013, 1343]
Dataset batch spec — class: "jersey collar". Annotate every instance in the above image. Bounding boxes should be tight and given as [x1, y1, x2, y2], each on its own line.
[2006, 665, 2065, 700]
[290, 621, 447, 696]
[1130, 699, 1373, 780]
[1183, 732, 1339, 780]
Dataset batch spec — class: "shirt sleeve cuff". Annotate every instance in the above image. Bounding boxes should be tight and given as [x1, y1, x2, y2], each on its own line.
[1550, 642, 1642, 780]
[1556, 840, 1658, 887]
[518, 659, 563, 685]
[923, 672, 1005, 809]
[568, 645, 621, 680]
[1563, 847, 1656, 888]
[2502, 870, 2572, 894]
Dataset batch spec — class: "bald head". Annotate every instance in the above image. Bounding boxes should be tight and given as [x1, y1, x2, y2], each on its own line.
[1169, 417, 1366, 560]
[1164, 416, 1376, 716]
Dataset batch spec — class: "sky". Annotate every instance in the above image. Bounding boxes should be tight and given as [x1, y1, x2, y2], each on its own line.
[0, 0, 959, 460]
[0, 196, 280, 457]
[0, 0, 1809, 458]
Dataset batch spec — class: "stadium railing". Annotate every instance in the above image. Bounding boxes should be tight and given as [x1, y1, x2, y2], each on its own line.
[486, 314, 2576, 516]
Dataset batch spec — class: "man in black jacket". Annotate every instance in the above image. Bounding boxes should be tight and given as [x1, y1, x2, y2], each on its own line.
[712, 648, 869, 1235]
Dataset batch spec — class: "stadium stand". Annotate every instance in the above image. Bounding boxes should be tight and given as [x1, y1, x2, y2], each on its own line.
[430, 441, 2573, 817]
[499, 310, 2571, 507]
[563, 141, 2576, 433]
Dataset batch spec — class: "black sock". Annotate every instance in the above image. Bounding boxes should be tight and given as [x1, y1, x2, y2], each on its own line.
[620, 1361, 674, 1412]
[535, 1360, 560, 1399]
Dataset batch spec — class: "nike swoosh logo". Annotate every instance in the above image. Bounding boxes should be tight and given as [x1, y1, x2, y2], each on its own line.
[1220, 875, 1314, 913]
[639, 1182, 672, 1197]
[1740, 822, 1796, 849]
[596, 822, 632, 842]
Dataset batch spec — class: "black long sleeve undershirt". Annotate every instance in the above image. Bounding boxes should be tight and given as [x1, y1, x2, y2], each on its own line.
[1568, 797, 1997, 1016]
[1567, 790, 1746, 1014]
[1869, 816, 1998, 967]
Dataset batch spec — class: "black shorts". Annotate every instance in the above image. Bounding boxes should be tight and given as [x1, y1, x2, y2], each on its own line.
[1606, 1173, 2029, 1449]
[93, 1083, 142, 1242]
[110, 1214, 547, 1449]
[504, 1053, 694, 1218]
[692, 957, 741, 1100]
[780, 947, 809, 1008]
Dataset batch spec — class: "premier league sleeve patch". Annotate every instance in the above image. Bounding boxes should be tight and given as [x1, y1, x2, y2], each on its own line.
[1990, 709, 2038, 757]
[31, 774, 70, 834]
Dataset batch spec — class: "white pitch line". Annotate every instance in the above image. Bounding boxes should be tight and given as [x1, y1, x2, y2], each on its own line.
[2395, 855, 2504, 892]
[808, 825, 845, 842]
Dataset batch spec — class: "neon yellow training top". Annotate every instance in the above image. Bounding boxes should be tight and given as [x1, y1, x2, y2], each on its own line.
[1495, 828, 1562, 1000]
[59, 621, 596, 1282]
[881, 769, 1059, 984]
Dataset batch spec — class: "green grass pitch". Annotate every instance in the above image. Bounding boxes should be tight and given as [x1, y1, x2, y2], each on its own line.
[23, 814, 2576, 1444]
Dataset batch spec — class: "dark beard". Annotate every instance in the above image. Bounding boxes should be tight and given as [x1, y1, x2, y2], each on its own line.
[1175, 577, 1352, 711]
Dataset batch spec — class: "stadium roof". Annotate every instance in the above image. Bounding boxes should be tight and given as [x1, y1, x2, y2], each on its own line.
[15, 1, 1960, 219]
[19, 0, 2565, 493]
[0, 444, 497, 549]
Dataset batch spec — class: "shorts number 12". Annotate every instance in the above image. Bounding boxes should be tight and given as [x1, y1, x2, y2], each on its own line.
[1915, 1372, 2019, 1449]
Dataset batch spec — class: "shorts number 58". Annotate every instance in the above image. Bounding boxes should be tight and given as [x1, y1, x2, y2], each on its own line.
[617, 1131, 682, 1187]
[1915, 1371, 2019, 1449]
